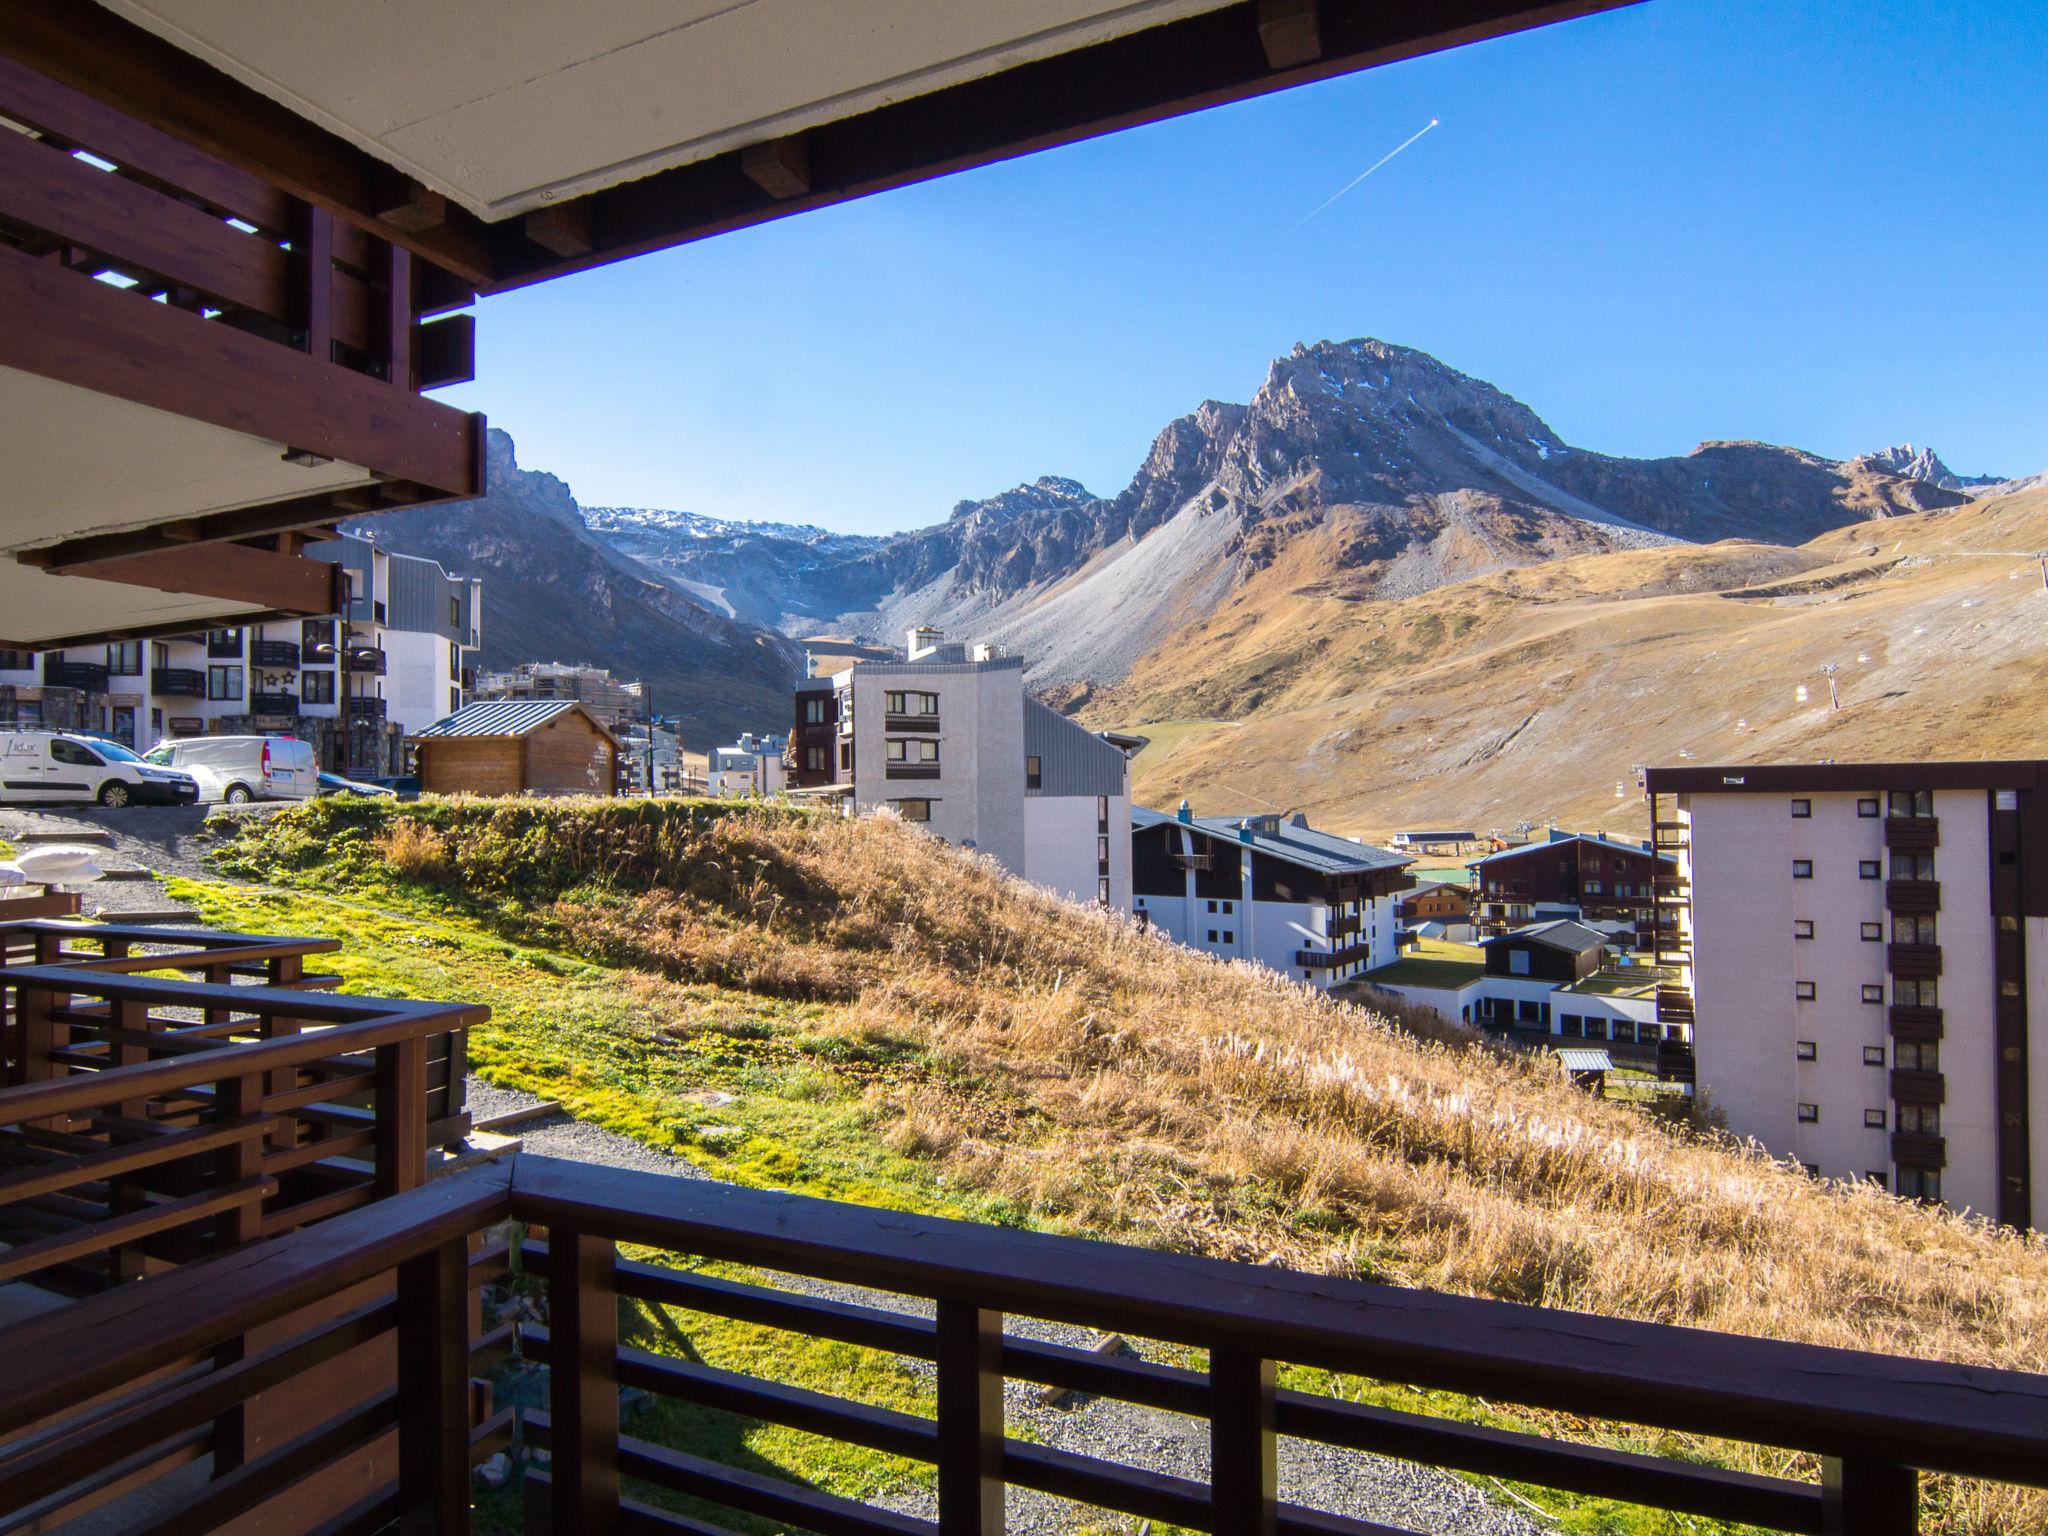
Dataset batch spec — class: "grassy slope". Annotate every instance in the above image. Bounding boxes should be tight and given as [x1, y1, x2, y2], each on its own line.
[1083, 490, 2048, 839]
[192, 798, 2048, 1534]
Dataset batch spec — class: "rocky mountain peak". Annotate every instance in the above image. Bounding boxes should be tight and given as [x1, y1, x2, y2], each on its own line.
[948, 475, 1096, 523]
[1850, 443, 2001, 492]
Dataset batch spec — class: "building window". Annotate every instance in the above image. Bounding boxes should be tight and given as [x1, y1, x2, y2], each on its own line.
[302, 670, 336, 705]
[1894, 914, 1936, 944]
[0, 649, 32, 671]
[1858, 860, 1881, 880]
[1895, 978, 1937, 1007]
[1898, 1168, 1941, 1202]
[1097, 795, 1110, 833]
[1097, 877, 1111, 907]
[1791, 798, 1812, 818]
[1793, 920, 1814, 940]
[1888, 789, 1934, 818]
[1892, 852, 1935, 880]
[1796, 1040, 1817, 1061]
[1026, 755, 1042, 790]
[1795, 981, 1816, 1001]
[1797, 1103, 1819, 1123]
[891, 799, 932, 822]
[839, 742, 853, 771]
[1207, 930, 1218, 944]
[1861, 922, 1882, 941]
[804, 697, 830, 724]
[1861, 984, 1884, 1004]
[1898, 1105, 1940, 1136]
[2002, 980, 2021, 998]
[1584, 880, 1602, 895]
[106, 641, 142, 675]
[1895, 1041, 1937, 1070]
[1097, 835, 1110, 863]
[884, 690, 939, 717]
[805, 746, 827, 772]
[1207, 900, 1218, 913]
[1863, 1046, 1887, 1066]
[885, 738, 939, 764]
[1856, 798, 1880, 817]
[1222, 901, 1234, 915]
[207, 664, 243, 701]
[1222, 930, 1234, 944]
[1509, 949, 1531, 976]
[303, 619, 337, 653]
[1864, 1109, 1887, 1129]
[1793, 859, 1813, 879]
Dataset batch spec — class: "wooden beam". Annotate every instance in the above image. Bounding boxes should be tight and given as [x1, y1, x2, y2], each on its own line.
[416, 314, 475, 391]
[1256, 0, 1323, 68]
[740, 135, 811, 200]
[524, 201, 593, 259]
[372, 171, 449, 236]
[0, 240, 482, 495]
[51, 540, 347, 616]
[0, 1, 492, 282]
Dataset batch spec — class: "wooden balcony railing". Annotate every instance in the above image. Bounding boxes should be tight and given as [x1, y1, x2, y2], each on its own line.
[150, 666, 206, 697]
[0, 967, 482, 1297]
[1888, 1005, 1944, 1041]
[8, 1155, 2044, 1535]
[1885, 880, 1941, 914]
[1890, 1068, 1945, 1107]
[1884, 817, 1940, 853]
[1887, 943, 1943, 979]
[250, 639, 302, 669]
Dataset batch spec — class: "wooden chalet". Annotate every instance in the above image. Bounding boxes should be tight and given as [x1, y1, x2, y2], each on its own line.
[2, 2, 2045, 1533]
[410, 699, 620, 798]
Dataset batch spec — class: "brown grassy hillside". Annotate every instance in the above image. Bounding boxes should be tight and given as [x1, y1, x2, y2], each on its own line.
[1082, 489, 2048, 838]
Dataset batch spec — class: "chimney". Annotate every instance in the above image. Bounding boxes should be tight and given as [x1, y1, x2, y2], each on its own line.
[907, 626, 943, 660]
[1238, 818, 1255, 844]
[1176, 799, 1193, 824]
[972, 642, 999, 662]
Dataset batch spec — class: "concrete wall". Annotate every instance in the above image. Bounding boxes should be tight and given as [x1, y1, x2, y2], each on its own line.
[1935, 793, 1997, 1216]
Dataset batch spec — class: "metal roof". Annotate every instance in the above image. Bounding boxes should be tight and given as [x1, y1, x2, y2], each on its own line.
[1132, 807, 1412, 877]
[1471, 831, 1669, 867]
[1555, 1048, 1615, 1074]
[1482, 919, 1612, 955]
[412, 699, 587, 739]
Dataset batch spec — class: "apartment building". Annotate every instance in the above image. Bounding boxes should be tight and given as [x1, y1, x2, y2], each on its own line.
[1470, 829, 1673, 942]
[1131, 802, 1412, 987]
[710, 733, 789, 797]
[1646, 761, 2047, 1227]
[790, 628, 1131, 910]
[473, 662, 645, 733]
[0, 537, 479, 775]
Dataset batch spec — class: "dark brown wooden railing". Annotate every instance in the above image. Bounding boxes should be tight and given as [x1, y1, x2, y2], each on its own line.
[0, 968, 482, 1296]
[5, 1156, 2042, 1536]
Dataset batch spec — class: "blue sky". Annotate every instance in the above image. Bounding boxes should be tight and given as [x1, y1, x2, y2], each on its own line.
[435, 0, 2047, 534]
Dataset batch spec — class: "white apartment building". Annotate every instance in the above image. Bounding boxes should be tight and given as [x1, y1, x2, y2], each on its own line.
[0, 536, 478, 776]
[1646, 761, 2047, 1227]
[710, 734, 789, 797]
[792, 628, 1132, 910]
[1131, 802, 1412, 988]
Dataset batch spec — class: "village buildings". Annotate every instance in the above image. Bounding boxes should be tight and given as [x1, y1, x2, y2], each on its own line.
[1469, 828, 1673, 944]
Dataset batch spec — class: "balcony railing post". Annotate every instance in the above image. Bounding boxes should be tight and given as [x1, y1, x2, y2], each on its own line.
[1822, 1456, 1917, 1535]
[375, 1034, 427, 1196]
[1210, 1348, 1277, 1536]
[398, 1235, 472, 1535]
[934, 1299, 1004, 1536]
[547, 1229, 621, 1535]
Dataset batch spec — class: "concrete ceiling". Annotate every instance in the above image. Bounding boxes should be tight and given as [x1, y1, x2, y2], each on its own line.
[93, 0, 1238, 221]
[0, 557, 265, 647]
[0, 364, 372, 552]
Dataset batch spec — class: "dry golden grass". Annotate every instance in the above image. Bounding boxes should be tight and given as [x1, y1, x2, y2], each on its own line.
[238, 797, 2048, 1530]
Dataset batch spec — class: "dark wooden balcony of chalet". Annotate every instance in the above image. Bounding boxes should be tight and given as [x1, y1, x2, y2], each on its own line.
[251, 638, 303, 669]
[1889, 1004, 1944, 1040]
[41, 657, 108, 693]
[1886, 879, 1941, 913]
[1888, 942, 1943, 978]
[1890, 1068, 1945, 1106]
[1884, 816, 1940, 853]
[250, 690, 301, 716]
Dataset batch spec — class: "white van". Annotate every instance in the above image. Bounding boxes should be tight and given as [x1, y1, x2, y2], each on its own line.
[141, 735, 318, 804]
[0, 730, 200, 807]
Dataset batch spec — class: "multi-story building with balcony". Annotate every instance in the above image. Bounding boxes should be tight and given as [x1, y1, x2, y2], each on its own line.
[1645, 761, 2047, 1227]
[0, 537, 478, 776]
[1132, 802, 1413, 988]
[1469, 829, 1674, 943]
[789, 628, 1131, 910]
[472, 662, 644, 734]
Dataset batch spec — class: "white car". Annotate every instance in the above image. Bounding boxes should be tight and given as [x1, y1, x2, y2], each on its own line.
[141, 735, 319, 804]
[0, 730, 200, 807]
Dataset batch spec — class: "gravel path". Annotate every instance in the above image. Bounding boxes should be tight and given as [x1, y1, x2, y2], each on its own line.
[474, 1076, 1542, 1536]
[0, 802, 283, 918]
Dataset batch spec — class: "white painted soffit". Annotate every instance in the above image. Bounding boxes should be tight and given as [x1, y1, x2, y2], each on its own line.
[93, 0, 1238, 221]
[0, 365, 372, 552]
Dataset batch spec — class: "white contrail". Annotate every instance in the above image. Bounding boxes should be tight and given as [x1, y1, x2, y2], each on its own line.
[1289, 118, 1440, 231]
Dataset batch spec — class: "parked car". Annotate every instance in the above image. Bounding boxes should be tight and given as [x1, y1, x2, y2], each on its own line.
[0, 730, 199, 807]
[317, 772, 397, 798]
[141, 735, 318, 804]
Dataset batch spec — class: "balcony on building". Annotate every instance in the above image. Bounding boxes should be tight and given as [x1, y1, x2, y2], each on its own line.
[42, 658, 108, 692]
[151, 667, 207, 698]
[250, 690, 300, 716]
[1892, 1131, 1947, 1168]
[347, 695, 389, 720]
[251, 638, 302, 669]
[1887, 943, 1943, 978]
[206, 631, 245, 659]
[1888, 1004, 1944, 1040]
[343, 647, 388, 675]
[1885, 879, 1941, 913]
[1890, 1068, 1946, 1106]
[1883, 816, 1940, 853]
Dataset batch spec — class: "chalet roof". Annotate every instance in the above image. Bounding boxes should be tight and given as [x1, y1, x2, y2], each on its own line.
[412, 699, 617, 745]
[1470, 832, 1668, 867]
[1133, 807, 1412, 877]
[1482, 920, 1610, 956]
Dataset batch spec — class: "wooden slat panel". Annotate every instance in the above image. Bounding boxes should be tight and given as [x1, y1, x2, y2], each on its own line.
[0, 121, 287, 313]
[0, 53, 289, 230]
[546, 1231, 621, 1534]
[0, 1112, 271, 1205]
[396, 1238, 470, 1534]
[260, 1181, 373, 1238]
[0, 1173, 272, 1284]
